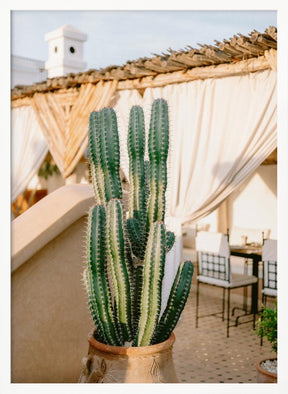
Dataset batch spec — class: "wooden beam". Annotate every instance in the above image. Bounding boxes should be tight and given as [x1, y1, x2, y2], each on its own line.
[261, 148, 277, 165]
[117, 55, 272, 91]
[11, 97, 32, 108]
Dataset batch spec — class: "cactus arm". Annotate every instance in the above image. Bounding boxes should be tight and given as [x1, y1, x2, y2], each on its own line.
[83, 268, 106, 342]
[85, 205, 122, 345]
[135, 222, 166, 346]
[88, 112, 106, 204]
[89, 107, 122, 203]
[152, 261, 194, 344]
[106, 199, 133, 342]
[127, 106, 146, 226]
[165, 230, 175, 253]
[146, 99, 169, 231]
[100, 108, 123, 201]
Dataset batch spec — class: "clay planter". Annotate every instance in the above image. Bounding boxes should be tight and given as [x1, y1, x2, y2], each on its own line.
[255, 358, 277, 383]
[79, 331, 178, 383]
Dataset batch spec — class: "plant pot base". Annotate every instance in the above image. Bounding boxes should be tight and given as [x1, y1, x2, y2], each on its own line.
[256, 358, 277, 383]
[79, 331, 178, 383]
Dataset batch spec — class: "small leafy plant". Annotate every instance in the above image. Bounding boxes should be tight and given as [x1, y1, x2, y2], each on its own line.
[256, 301, 277, 353]
[38, 156, 60, 180]
[84, 99, 194, 347]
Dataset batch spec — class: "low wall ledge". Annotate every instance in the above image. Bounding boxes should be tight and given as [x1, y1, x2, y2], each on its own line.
[11, 184, 95, 273]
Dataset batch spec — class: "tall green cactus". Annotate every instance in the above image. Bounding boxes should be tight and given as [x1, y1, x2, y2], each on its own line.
[85, 99, 194, 347]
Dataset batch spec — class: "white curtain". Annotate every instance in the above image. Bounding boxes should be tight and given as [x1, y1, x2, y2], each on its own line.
[11, 106, 48, 202]
[142, 69, 277, 223]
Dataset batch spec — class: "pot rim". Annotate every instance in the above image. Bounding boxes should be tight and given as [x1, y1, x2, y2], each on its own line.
[88, 331, 176, 356]
[255, 357, 277, 378]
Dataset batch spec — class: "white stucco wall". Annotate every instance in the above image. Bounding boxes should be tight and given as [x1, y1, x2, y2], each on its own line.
[11, 55, 47, 88]
[226, 165, 277, 238]
[189, 164, 277, 239]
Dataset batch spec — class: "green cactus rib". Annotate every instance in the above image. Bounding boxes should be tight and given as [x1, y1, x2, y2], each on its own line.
[127, 106, 146, 226]
[135, 222, 166, 346]
[152, 261, 194, 344]
[126, 217, 145, 260]
[132, 265, 144, 337]
[147, 99, 169, 231]
[144, 160, 150, 202]
[85, 205, 121, 345]
[88, 111, 106, 204]
[165, 230, 175, 253]
[106, 199, 133, 342]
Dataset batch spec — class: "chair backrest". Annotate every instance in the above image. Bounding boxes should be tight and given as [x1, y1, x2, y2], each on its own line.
[228, 226, 270, 245]
[196, 231, 231, 282]
[262, 239, 277, 291]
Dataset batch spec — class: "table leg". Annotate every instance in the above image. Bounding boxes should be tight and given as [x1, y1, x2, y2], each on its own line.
[251, 257, 259, 314]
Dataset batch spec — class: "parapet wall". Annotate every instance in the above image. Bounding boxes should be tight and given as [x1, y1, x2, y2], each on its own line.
[11, 185, 97, 382]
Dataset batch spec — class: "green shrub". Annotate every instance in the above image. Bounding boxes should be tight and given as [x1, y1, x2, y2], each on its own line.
[256, 301, 277, 353]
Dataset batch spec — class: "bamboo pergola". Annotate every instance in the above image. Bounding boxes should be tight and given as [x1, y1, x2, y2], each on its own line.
[11, 26, 277, 176]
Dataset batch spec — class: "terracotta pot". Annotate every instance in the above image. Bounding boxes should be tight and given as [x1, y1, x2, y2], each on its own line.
[255, 358, 277, 383]
[79, 331, 178, 383]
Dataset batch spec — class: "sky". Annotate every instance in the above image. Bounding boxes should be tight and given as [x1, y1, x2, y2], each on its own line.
[11, 10, 277, 70]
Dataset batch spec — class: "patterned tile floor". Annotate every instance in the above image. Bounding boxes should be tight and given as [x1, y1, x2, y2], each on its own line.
[173, 279, 275, 383]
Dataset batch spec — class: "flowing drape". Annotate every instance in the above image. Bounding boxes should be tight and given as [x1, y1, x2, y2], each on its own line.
[31, 80, 118, 177]
[11, 105, 48, 202]
[142, 68, 277, 223]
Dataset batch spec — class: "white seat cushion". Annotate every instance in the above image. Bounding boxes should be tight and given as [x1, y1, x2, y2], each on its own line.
[197, 273, 257, 288]
[229, 273, 258, 288]
[262, 288, 277, 297]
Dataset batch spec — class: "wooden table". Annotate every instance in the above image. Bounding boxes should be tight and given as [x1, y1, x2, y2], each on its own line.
[230, 245, 262, 314]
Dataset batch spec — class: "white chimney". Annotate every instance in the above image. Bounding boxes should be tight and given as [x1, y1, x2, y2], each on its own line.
[45, 24, 87, 78]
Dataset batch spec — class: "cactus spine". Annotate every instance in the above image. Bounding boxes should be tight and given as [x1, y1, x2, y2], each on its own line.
[85, 99, 194, 347]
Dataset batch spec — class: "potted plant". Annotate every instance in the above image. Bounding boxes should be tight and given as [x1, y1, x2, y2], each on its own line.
[79, 99, 194, 383]
[255, 301, 277, 383]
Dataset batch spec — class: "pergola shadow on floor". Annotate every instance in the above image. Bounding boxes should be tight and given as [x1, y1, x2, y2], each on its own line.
[173, 277, 275, 383]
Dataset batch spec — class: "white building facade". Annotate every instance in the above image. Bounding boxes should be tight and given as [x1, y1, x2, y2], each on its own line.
[11, 55, 47, 88]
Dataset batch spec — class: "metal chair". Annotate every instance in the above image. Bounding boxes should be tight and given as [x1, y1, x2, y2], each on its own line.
[195, 231, 258, 337]
[260, 239, 277, 346]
